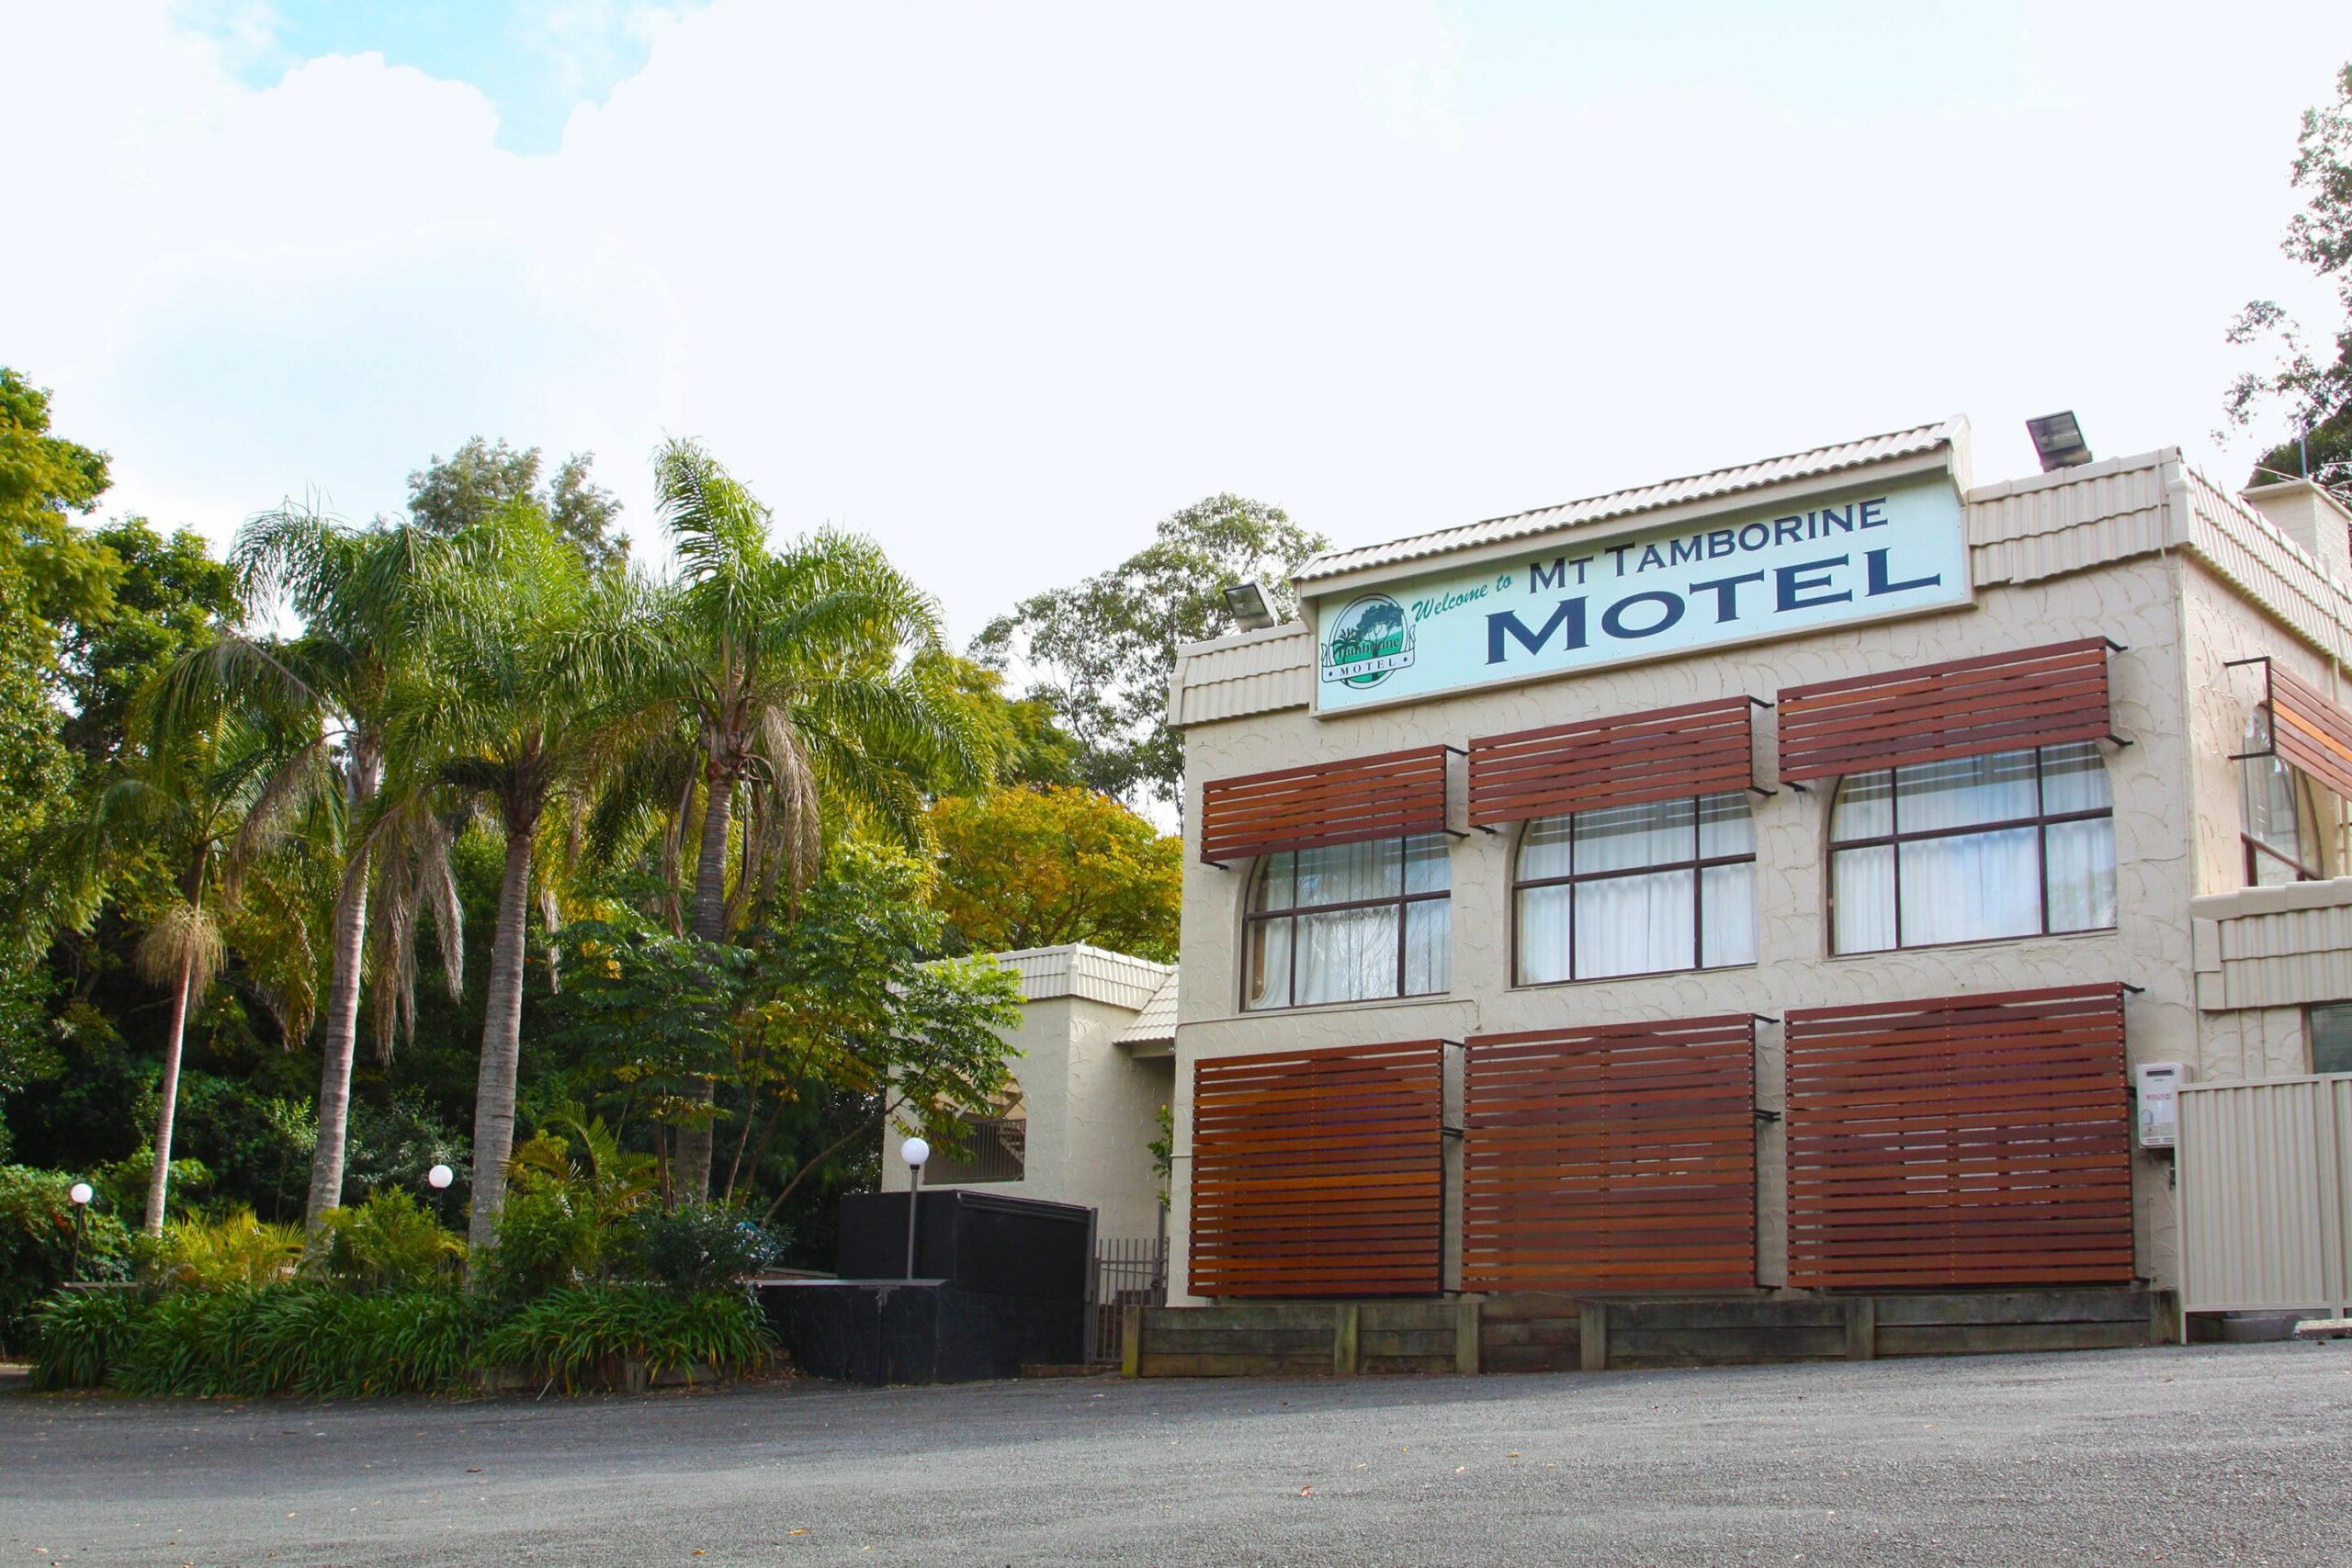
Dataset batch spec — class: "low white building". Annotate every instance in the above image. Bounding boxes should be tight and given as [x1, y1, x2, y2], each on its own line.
[883, 944, 1176, 1245]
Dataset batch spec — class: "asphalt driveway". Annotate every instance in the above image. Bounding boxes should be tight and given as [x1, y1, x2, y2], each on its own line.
[4, 1340, 2347, 1566]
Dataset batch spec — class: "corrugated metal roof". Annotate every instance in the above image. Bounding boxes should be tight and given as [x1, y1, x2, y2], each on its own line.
[1115, 969, 1179, 1045]
[1294, 419, 1960, 585]
[989, 944, 1173, 1010]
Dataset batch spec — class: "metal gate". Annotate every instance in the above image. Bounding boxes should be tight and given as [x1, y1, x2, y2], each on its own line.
[1088, 1233, 1167, 1363]
[2178, 1074, 2352, 1318]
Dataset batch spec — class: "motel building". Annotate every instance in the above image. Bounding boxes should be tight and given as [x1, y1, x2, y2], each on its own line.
[1147, 418, 2352, 1371]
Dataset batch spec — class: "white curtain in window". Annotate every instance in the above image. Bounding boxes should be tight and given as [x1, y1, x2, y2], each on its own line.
[2044, 818, 2118, 931]
[1517, 885, 1572, 984]
[1295, 839, 1400, 906]
[1404, 901, 1451, 994]
[1898, 825, 2040, 946]
[1244, 917, 1293, 1010]
[1575, 869, 1694, 977]
[1295, 907, 1400, 1005]
[1833, 843, 1896, 954]
[1701, 862, 1757, 966]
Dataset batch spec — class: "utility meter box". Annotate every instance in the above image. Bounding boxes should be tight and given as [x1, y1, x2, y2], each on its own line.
[2135, 1062, 2192, 1150]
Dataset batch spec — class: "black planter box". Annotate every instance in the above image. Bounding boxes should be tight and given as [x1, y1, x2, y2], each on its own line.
[834, 1189, 1092, 1301]
[757, 1280, 1085, 1384]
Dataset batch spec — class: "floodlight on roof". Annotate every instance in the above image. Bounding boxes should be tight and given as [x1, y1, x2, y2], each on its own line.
[2026, 412, 2093, 472]
[1223, 580, 1277, 631]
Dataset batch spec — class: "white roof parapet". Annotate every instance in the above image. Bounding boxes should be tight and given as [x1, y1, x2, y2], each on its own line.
[1115, 969, 1179, 1045]
[1292, 419, 1961, 587]
[990, 943, 1173, 1010]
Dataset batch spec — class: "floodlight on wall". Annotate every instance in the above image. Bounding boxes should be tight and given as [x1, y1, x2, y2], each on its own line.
[2026, 411, 2094, 472]
[1223, 580, 1277, 631]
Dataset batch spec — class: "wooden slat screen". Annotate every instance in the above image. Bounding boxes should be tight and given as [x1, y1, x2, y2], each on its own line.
[1198, 746, 1451, 866]
[1784, 984, 2133, 1290]
[1777, 637, 2115, 784]
[1188, 1041, 1443, 1297]
[1465, 697, 1758, 828]
[1462, 1017, 1757, 1292]
[2266, 664, 2352, 802]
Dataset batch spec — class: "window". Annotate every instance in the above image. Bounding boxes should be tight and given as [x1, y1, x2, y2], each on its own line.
[1829, 741, 2115, 954]
[1244, 835, 1450, 1010]
[2311, 1003, 2352, 1076]
[1513, 792, 1756, 984]
[2242, 709, 2321, 885]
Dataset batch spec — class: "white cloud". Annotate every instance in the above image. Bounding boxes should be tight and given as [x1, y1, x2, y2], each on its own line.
[3, 0, 2346, 638]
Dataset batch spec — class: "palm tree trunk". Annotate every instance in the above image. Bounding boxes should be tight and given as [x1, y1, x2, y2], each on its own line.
[144, 942, 197, 1237]
[303, 742, 381, 1240]
[674, 773, 735, 1203]
[467, 819, 539, 1254]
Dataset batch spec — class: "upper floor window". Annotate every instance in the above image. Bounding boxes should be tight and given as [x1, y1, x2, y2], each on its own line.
[2242, 710, 2321, 885]
[1514, 793, 1757, 984]
[1829, 740, 2115, 954]
[1245, 836, 1450, 1010]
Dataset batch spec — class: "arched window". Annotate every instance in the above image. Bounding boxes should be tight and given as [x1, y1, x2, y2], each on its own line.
[1828, 740, 2115, 954]
[1244, 835, 1450, 1010]
[2241, 708, 2320, 885]
[1513, 792, 1756, 984]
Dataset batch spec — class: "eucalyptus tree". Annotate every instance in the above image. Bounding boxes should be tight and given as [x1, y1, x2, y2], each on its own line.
[401, 508, 638, 1251]
[580, 439, 984, 1201]
[150, 504, 462, 1238]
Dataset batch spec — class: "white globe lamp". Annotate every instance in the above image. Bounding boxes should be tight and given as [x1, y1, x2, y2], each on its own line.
[426, 1164, 455, 1190]
[68, 1181, 94, 1206]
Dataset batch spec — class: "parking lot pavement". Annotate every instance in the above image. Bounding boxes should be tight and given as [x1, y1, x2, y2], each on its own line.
[4, 1340, 2348, 1567]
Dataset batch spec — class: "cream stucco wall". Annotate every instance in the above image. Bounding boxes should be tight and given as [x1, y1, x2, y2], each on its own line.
[1166, 443, 2352, 1306]
[883, 982, 1172, 1244]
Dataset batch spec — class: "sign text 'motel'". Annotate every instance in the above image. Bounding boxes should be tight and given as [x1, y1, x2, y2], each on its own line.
[1313, 479, 1970, 710]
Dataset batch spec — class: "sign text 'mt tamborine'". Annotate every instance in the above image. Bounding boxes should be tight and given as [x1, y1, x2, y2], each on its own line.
[1313, 479, 1970, 711]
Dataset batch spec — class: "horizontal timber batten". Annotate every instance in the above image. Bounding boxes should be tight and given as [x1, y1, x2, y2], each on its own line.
[2262, 663, 2352, 802]
[1462, 1016, 1758, 1292]
[1198, 745, 1453, 865]
[1466, 697, 1760, 826]
[1190, 1041, 1445, 1298]
[1776, 637, 2116, 783]
[1784, 984, 2133, 1291]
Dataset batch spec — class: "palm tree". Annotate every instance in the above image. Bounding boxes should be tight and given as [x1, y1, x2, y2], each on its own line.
[64, 710, 318, 1234]
[399, 509, 633, 1252]
[579, 439, 983, 1200]
[149, 503, 461, 1240]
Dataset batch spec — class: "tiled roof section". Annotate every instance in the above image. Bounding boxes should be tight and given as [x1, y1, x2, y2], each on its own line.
[1169, 622, 1316, 728]
[991, 944, 1173, 1011]
[1293, 420, 1959, 584]
[1116, 970, 1179, 1045]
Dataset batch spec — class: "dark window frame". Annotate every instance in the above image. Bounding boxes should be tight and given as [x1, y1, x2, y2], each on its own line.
[1510, 791, 1758, 987]
[1241, 834, 1452, 1011]
[1827, 742, 2117, 955]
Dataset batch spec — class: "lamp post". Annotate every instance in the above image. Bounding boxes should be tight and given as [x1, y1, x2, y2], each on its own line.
[426, 1163, 454, 1191]
[67, 1181, 93, 1281]
[899, 1136, 930, 1280]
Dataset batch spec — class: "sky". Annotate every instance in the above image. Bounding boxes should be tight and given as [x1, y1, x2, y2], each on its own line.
[5, 0, 2349, 642]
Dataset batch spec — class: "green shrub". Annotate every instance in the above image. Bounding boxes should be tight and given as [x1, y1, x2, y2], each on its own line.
[0, 1166, 132, 1356]
[481, 1284, 775, 1391]
[150, 1208, 303, 1292]
[28, 1288, 140, 1390]
[315, 1189, 463, 1292]
[481, 1190, 605, 1303]
[622, 1203, 786, 1292]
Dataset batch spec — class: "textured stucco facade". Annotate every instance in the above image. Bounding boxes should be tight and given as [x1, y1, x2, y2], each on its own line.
[1166, 428, 2352, 1307]
[883, 945, 1173, 1244]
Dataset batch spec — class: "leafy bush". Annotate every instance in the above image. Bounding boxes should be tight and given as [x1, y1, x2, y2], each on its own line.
[27, 1288, 139, 1390]
[0, 1166, 131, 1355]
[480, 1284, 775, 1390]
[622, 1203, 786, 1292]
[149, 1207, 303, 1291]
[481, 1190, 605, 1303]
[315, 1189, 462, 1292]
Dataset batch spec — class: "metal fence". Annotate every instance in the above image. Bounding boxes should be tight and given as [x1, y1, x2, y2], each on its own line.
[1089, 1233, 1169, 1363]
[2178, 1073, 2352, 1319]
[924, 1117, 1026, 1184]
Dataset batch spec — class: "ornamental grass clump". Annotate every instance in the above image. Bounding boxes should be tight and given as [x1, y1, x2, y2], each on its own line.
[479, 1284, 775, 1392]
